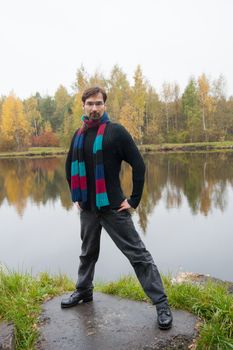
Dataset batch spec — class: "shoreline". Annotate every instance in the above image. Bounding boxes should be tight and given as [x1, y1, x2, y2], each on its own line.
[0, 147, 67, 158]
[139, 141, 233, 153]
[1, 141, 233, 158]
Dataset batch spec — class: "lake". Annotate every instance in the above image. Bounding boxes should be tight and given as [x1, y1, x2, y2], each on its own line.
[0, 152, 232, 283]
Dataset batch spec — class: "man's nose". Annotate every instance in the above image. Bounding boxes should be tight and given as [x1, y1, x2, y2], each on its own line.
[92, 104, 97, 110]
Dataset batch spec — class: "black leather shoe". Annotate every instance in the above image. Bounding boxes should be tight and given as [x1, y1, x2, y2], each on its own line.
[61, 289, 93, 308]
[157, 305, 173, 330]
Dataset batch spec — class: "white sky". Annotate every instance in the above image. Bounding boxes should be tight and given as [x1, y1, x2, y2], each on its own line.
[1, 0, 233, 99]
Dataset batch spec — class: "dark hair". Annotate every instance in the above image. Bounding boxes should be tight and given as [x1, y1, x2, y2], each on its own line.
[81, 86, 107, 103]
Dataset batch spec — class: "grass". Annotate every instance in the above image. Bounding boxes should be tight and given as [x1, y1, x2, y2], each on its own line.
[0, 147, 67, 158]
[139, 141, 233, 153]
[1, 141, 233, 158]
[0, 269, 74, 350]
[0, 271, 232, 349]
[95, 275, 233, 350]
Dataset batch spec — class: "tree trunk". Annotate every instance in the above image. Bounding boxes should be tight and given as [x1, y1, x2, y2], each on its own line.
[165, 103, 169, 133]
[202, 107, 206, 131]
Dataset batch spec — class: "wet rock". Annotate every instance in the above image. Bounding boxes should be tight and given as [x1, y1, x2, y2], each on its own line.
[36, 292, 198, 350]
[0, 263, 9, 275]
[173, 272, 233, 294]
[0, 322, 15, 350]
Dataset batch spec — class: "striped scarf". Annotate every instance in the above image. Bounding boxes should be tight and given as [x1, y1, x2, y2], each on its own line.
[71, 112, 110, 209]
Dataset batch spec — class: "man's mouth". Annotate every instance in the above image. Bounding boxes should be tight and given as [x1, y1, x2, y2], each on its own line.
[90, 112, 100, 119]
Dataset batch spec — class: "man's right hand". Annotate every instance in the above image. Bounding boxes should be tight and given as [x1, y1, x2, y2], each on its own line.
[74, 201, 81, 210]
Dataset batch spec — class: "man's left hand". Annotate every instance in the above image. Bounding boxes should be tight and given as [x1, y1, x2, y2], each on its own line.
[117, 199, 131, 212]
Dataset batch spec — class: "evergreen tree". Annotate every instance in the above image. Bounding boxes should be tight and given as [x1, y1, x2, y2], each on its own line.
[38, 96, 56, 130]
[53, 85, 71, 132]
[182, 79, 201, 142]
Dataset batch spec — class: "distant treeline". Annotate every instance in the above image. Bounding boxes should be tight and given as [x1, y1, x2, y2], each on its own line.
[0, 64, 233, 151]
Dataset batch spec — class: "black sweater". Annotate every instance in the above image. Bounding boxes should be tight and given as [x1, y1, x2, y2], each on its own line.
[65, 122, 145, 210]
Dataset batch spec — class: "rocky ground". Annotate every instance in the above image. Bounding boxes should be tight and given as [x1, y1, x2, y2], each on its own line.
[36, 292, 198, 350]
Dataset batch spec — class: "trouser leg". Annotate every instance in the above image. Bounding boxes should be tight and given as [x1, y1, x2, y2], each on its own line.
[101, 209, 167, 306]
[76, 210, 102, 291]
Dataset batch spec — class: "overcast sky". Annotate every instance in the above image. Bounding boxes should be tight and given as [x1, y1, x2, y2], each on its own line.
[1, 0, 232, 99]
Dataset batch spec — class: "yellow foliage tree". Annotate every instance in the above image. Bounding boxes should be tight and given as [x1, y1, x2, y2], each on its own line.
[44, 121, 52, 133]
[161, 82, 173, 134]
[0, 94, 30, 151]
[24, 96, 42, 136]
[61, 93, 83, 147]
[131, 65, 146, 143]
[119, 103, 141, 141]
[71, 93, 83, 131]
[198, 74, 214, 132]
[73, 64, 89, 93]
[108, 64, 131, 122]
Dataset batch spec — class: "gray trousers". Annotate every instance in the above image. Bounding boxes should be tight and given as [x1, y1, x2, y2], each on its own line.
[76, 208, 167, 306]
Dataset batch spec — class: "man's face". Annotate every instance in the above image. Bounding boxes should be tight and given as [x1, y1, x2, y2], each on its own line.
[83, 92, 106, 120]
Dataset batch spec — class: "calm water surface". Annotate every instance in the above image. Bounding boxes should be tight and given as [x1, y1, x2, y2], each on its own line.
[0, 152, 232, 282]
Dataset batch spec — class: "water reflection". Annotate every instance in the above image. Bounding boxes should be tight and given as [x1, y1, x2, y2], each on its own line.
[135, 152, 233, 231]
[0, 152, 233, 231]
[0, 157, 72, 216]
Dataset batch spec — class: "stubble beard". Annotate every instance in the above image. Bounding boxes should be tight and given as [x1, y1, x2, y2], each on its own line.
[89, 111, 101, 120]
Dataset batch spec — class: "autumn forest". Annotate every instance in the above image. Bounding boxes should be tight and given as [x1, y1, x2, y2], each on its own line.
[0, 64, 233, 151]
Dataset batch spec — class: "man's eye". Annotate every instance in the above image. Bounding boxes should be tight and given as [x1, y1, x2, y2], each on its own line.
[86, 101, 104, 107]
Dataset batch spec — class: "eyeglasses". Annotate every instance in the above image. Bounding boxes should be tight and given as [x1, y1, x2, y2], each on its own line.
[85, 101, 104, 107]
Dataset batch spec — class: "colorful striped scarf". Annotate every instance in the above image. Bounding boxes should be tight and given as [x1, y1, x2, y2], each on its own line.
[71, 112, 110, 209]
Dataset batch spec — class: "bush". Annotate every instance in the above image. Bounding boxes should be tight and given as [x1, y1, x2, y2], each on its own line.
[31, 132, 59, 147]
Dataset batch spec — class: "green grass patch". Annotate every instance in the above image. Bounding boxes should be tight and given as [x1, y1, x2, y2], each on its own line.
[28, 147, 66, 152]
[0, 269, 74, 349]
[96, 274, 233, 350]
[139, 141, 233, 153]
[1, 271, 232, 349]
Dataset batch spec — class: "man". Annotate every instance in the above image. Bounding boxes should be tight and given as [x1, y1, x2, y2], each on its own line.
[61, 86, 173, 330]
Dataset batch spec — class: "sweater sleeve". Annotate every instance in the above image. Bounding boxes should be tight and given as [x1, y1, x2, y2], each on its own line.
[118, 125, 146, 209]
[65, 130, 78, 192]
